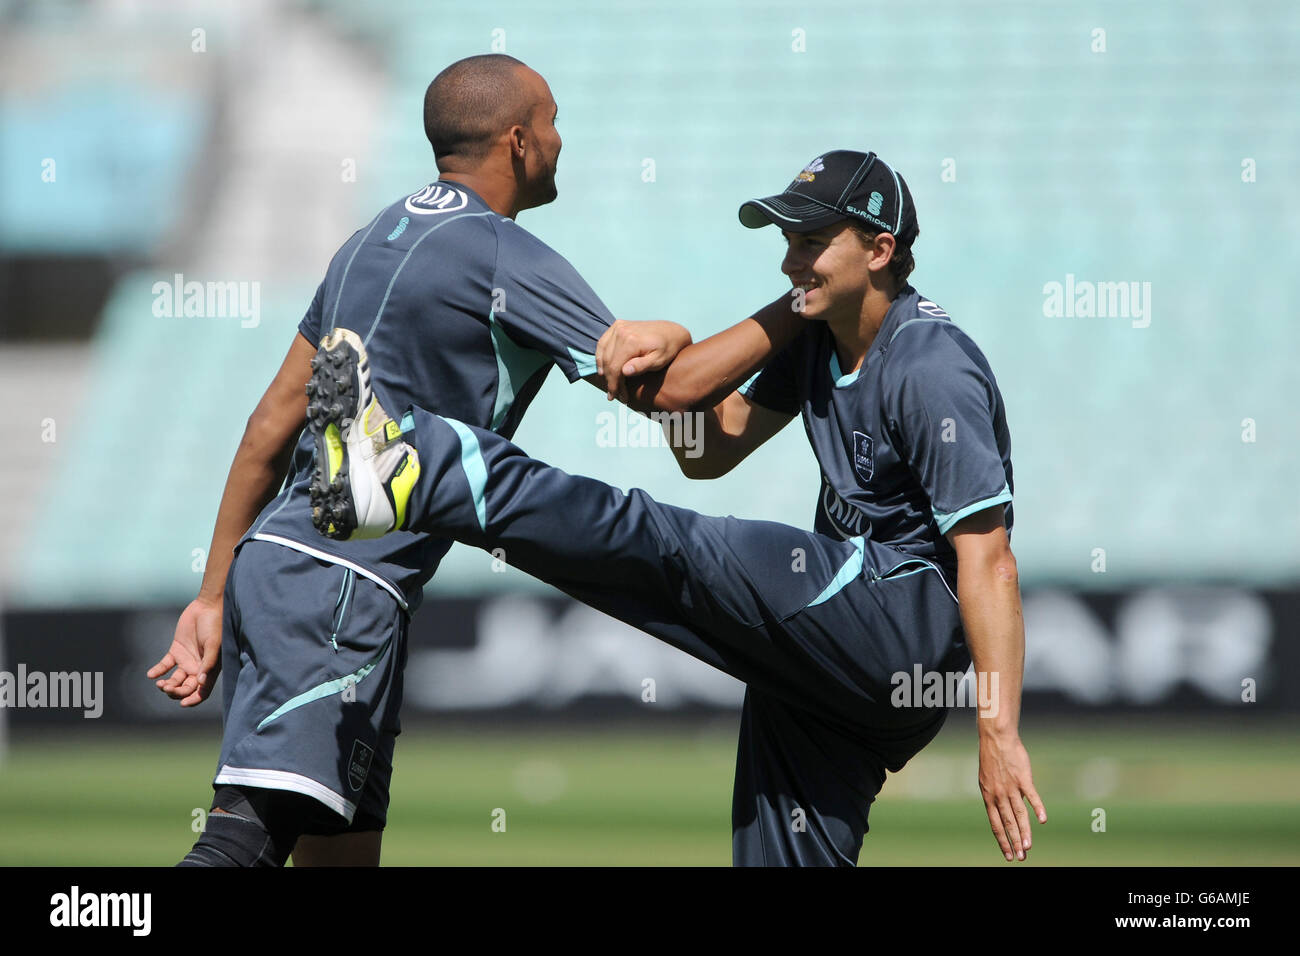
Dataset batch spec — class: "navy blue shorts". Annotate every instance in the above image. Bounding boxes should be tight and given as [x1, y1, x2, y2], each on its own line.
[213, 539, 408, 831]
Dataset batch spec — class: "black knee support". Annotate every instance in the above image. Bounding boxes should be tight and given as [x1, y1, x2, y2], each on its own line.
[177, 785, 331, 867]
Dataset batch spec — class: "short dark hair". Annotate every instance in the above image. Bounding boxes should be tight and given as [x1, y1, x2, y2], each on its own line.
[847, 220, 918, 288]
[423, 54, 534, 166]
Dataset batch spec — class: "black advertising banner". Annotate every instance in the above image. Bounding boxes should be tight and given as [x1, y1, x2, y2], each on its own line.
[2, 585, 1296, 726]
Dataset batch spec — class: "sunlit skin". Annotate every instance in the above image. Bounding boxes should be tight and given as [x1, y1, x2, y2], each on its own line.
[520, 78, 561, 207]
[440, 65, 561, 219]
[780, 222, 899, 375]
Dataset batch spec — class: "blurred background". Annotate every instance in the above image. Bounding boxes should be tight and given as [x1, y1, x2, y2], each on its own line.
[0, 0, 1296, 864]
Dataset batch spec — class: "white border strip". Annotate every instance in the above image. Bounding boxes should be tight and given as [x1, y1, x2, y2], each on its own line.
[888, 164, 903, 232]
[251, 533, 409, 611]
[215, 766, 358, 822]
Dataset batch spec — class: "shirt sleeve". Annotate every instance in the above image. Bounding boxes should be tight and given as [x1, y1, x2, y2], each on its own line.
[491, 226, 615, 382]
[883, 324, 1011, 535]
[735, 328, 805, 415]
[297, 281, 325, 346]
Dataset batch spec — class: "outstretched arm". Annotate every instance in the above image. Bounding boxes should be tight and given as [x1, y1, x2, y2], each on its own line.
[947, 506, 1047, 861]
[147, 332, 315, 705]
[593, 293, 803, 414]
[663, 391, 794, 479]
[589, 294, 802, 477]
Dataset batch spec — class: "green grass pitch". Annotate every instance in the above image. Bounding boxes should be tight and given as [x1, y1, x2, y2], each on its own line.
[0, 716, 1295, 865]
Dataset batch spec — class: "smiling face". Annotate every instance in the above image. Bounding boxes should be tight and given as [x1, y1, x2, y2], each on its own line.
[780, 221, 877, 322]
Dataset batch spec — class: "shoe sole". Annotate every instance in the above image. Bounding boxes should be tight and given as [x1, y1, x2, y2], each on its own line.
[306, 330, 369, 540]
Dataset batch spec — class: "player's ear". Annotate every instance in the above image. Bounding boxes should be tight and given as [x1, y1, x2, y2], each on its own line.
[507, 124, 528, 160]
[867, 232, 896, 274]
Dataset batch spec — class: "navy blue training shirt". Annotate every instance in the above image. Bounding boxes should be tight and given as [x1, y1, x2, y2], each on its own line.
[739, 286, 1013, 588]
[245, 181, 612, 611]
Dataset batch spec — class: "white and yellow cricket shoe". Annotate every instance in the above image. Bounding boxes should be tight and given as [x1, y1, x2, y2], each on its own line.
[306, 328, 419, 540]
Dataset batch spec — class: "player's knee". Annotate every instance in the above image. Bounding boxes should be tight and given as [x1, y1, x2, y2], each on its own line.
[177, 786, 322, 867]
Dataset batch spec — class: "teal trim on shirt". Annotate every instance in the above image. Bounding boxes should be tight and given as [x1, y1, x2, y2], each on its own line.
[807, 536, 866, 608]
[567, 346, 598, 377]
[489, 311, 549, 432]
[829, 350, 861, 388]
[888, 316, 951, 345]
[445, 418, 489, 531]
[934, 484, 1012, 535]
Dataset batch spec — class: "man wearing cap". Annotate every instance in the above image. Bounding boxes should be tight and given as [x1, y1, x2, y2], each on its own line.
[309, 149, 1045, 866]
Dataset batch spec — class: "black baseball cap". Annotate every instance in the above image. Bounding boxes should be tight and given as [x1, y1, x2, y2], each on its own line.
[738, 149, 918, 244]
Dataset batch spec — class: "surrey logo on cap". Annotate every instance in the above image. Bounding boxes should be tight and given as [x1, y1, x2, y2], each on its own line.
[796, 156, 826, 182]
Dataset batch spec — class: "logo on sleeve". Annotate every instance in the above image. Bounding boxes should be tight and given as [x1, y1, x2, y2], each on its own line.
[405, 183, 469, 215]
[853, 431, 874, 484]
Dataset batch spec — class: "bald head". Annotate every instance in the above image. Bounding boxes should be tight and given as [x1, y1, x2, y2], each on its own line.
[424, 54, 539, 169]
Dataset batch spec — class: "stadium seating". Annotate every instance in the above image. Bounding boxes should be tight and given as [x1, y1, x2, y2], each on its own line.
[11, 0, 1298, 604]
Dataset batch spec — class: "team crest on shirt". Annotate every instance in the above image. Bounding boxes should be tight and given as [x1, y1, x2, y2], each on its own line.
[347, 739, 375, 792]
[405, 183, 469, 215]
[853, 431, 874, 484]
